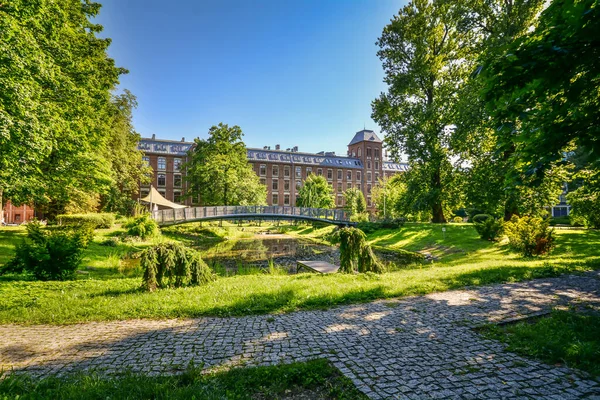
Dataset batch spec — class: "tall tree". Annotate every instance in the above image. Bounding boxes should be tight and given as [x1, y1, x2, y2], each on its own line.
[0, 0, 127, 218]
[344, 187, 367, 215]
[372, 0, 474, 222]
[296, 175, 334, 209]
[185, 123, 266, 206]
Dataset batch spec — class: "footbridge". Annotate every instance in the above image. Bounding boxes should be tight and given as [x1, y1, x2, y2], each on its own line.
[152, 206, 355, 226]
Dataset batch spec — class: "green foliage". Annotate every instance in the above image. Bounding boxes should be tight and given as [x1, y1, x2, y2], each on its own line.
[350, 212, 369, 223]
[335, 227, 383, 274]
[0, 221, 91, 280]
[474, 218, 504, 241]
[185, 123, 266, 206]
[567, 172, 600, 229]
[482, 310, 600, 376]
[296, 175, 334, 209]
[125, 214, 160, 239]
[372, 0, 474, 223]
[57, 213, 116, 229]
[504, 216, 555, 257]
[472, 214, 491, 224]
[141, 242, 214, 291]
[344, 187, 366, 215]
[357, 218, 405, 235]
[452, 216, 463, 223]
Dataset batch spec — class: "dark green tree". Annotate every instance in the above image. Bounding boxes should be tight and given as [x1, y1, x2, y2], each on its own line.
[344, 187, 367, 215]
[296, 175, 334, 209]
[185, 123, 267, 206]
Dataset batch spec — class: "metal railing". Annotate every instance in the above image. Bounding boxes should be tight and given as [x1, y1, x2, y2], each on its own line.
[152, 206, 352, 225]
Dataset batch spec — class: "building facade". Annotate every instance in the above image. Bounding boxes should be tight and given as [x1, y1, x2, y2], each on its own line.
[1, 201, 35, 225]
[138, 129, 408, 210]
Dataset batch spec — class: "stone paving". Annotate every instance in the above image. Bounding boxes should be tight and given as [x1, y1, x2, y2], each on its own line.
[2, 271, 600, 399]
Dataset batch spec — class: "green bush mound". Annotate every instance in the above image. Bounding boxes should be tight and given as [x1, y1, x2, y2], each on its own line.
[334, 227, 383, 273]
[57, 213, 115, 229]
[474, 217, 504, 241]
[505, 216, 555, 257]
[125, 214, 159, 239]
[0, 221, 92, 281]
[471, 214, 492, 224]
[372, 246, 425, 265]
[357, 218, 405, 234]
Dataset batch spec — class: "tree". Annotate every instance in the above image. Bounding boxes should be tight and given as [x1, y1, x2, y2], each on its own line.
[372, 0, 474, 222]
[344, 187, 366, 215]
[371, 175, 407, 219]
[185, 123, 266, 206]
[296, 175, 334, 209]
[0, 0, 128, 219]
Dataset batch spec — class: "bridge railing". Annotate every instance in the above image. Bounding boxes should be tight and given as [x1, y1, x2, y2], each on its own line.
[152, 206, 351, 224]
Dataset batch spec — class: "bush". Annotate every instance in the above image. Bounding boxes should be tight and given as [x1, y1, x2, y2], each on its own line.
[356, 218, 405, 234]
[504, 216, 555, 257]
[0, 221, 92, 280]
[57, 213, 115, 229]
[333, 227, 383, 273]
[350, 212, 369, 223]
[141, 242, 214, 291]
[452, 216, 463, 223]
[549, 216, 570, 226]
[474, 218, 504, 241]
[125, 214, 159, 239]
[472, 214, 492, 224]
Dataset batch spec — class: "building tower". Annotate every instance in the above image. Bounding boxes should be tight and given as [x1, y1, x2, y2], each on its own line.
[347, 129, 383, 207]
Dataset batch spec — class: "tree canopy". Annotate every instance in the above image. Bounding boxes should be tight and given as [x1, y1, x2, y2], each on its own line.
[296, 175, 334, 209]
[185, 123, 267, 206]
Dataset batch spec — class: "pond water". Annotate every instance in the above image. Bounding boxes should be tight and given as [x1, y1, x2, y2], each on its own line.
[194, 234, 339, 274]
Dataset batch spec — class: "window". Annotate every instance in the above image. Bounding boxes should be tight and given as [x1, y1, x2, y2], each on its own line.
[367, 197, 372, 207]
[259, 164, 266, 176]
[367, 161, 371, 169]
[306, 167, 312, 176]
[174, 174, 182, 188]
[284, 180, 290, 191]
[337, 170, 342, 180]
[357, 183, 362, 191]
[347, 182, 352, 190]
[273, 180, 278, 191]
[317, 168, 323, 176]
[157, 174, 166, 186]
[272, 193, 279, 205]
[358, 148, 362, 157]
[272, 165, 279, 177]
[375, 161, 379, 170]
[296, 180, 302, 190]
[375, 172, 379, 182]
[352, 151, 356, 157]
[366, 147, 372, 158]
[337, 182, 342, 193]
[356, 171, 361, 181]
[260, 178, 266, 186]
[375, 149, 380, 159]
[174, 191, 182, 203]
[284, 166, 290, 177]
[141, 189, 150, 198]
[296, 166, 302, 178]
[158, 189, 166, 198]
[157, 157, 166, 170]
[142, 156, 150, 166]
[327, 169, 333, 180]
[367, 184, 372, 194]
[367, 172, 372, 182]
[346, 171, 352, 180]
[284, 194, 290, 205]
[337, 195, 343, 207]
[174, 158, 182, 171]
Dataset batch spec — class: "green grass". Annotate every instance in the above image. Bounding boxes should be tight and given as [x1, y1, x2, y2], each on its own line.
[0, 358, 367, 399]
[481, 310, 600, 376]
[0, 223, 598, 324]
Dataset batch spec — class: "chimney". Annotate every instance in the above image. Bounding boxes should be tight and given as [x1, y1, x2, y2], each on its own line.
[286, 148, 291, 152]
[263, 146, 268, 150]
[181, 137, 185, 142]
[152, 134, 156, 140]
[293, 146, 298, 152]
[275, 144, 280, 150]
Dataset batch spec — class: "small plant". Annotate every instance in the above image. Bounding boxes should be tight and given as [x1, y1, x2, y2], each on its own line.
[100, 237, 120, 247]
[474, 217, 504, 241]
[141, 242, 214, 291]
[334, 227, 383, 273]
[504, 216, 555, 257]
[0, 221, 92, 280]
[471, 214, 492, 224]
[125, 214, 160, 239]
[452, 216, 463, 223]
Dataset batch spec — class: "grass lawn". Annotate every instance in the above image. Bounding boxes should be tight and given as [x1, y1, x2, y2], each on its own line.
[0, 358, 366, 399]
[0, 223, 598, 325]
[481, 310, 600, 376]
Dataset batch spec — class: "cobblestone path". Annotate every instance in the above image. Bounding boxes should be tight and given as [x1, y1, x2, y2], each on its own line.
[2, 272, 600, 399]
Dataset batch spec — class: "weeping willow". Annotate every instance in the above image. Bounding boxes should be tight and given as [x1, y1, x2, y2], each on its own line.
[141, 242, 214, 291]
[337, 227, 383, 273]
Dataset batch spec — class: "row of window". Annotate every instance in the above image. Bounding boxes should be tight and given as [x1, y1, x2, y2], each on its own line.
[349, 147, 380, 159]
[143, 156, 182, 171]
[140, 189, 183, 204]
[258, 165, 381, 181]
[156, 174, 182, 187]
[268, 193, 373, 207]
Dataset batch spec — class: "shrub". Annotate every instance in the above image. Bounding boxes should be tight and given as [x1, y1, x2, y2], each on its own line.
[333, 227, 383, 273]
[452, 216, 463, 223]
[57, 213, 115, 229]
[125, 214, 159, 239]
[141, 242, 214, 291]
[0, 221, 92, 280]
[549, 216, 570, 226]
[356, 218, 404, 234]
[474, 218, 504, 241]
[472, 214, 492, 224]
[504, 216, 555, 257]
[350, 212, 369, 223]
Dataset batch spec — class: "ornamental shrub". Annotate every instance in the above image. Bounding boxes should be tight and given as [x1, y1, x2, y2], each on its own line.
[57, 213, 115, 229]
[0, 221, 92, 280]
[474, 218, 504, 241]
[141, 242, 214, 291]
[504, 216, 555, 257]
[472, 214, 492, 224]
[333, 227, 383, 273]
[125, 214, 159, 239]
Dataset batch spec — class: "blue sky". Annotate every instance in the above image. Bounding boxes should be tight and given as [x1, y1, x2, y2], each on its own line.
[95, 0, 405, 155]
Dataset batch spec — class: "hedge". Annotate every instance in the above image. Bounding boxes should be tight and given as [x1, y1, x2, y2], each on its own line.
[57, 213, 116, 229]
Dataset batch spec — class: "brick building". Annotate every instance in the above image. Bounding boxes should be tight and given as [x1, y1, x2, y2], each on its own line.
[2, 201, 35, 225]
[138, 129, 408, 210]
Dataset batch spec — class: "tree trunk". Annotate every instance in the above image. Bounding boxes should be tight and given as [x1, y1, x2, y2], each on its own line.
[0, 188, 3, 224]
[430, 166, 447, 223]
[503, 192, 520, 221]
